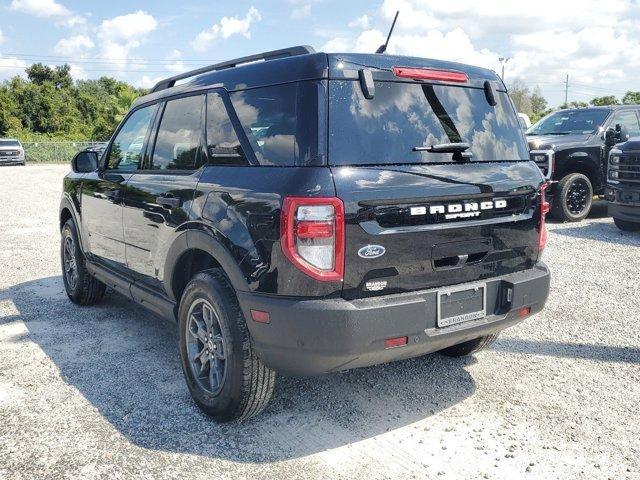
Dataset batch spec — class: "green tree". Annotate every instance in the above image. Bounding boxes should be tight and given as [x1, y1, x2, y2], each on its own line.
[530, 86, 548, 123]
[507, 79, 533, 115]
[590, 95, 619, 106]
[622, 91, 640, 105]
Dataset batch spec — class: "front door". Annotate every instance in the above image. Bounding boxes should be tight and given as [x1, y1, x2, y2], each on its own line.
[81, 104, 157, 270]
[122, 94, 205, 290]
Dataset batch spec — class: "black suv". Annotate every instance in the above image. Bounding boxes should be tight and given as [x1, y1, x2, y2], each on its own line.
[60, 46, 551, 420]
[527, 105, 640, 221]
[606, 138, 640, 231]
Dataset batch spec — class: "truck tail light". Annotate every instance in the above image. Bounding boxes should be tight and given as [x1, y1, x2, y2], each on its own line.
[281, 197, 345, 281]
[538, 183, 550, 254]
[392, 66, 468, 83]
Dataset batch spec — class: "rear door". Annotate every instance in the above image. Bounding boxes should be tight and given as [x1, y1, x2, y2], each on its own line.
[122, 94, 205, 290]
[328, 76, 544, 299]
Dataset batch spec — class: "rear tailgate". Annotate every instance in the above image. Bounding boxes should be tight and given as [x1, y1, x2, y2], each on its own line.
[327, 60, 544, 299]
[332, 162, 543, 299]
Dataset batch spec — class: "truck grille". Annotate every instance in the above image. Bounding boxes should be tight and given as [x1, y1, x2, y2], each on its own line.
[618, 153, 640, 183]
[0, 150, 19, 157]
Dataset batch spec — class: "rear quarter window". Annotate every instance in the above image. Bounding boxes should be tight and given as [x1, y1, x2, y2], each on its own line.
[229, 82, 324, 166]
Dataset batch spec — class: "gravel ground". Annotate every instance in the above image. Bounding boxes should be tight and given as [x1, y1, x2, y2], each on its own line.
[1, 164, 639, 480]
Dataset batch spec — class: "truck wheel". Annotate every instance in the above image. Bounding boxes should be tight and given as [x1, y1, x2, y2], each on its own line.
[61, 218, 106, 305]
[552, 173, 593, 222]
[439, 333, 499, 357]
[613, 218, 640, 232]
[178, 269, 275, 421]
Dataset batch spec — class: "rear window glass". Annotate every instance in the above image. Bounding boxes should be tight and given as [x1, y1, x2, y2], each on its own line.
[0, 140, 20, 147]
[328, 81, 529, 165]
[229, 82, 322, 166]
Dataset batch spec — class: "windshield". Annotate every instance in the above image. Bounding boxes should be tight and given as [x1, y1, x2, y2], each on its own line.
[0, 140, 20, 147]
[527, 109, 609, 136]
[328, 81, 528, 165]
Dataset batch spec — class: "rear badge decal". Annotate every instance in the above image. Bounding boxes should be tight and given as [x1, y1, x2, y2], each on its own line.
[365, 280, 387, 291]
[358, 245, 386, 259]
[411, 199, 508, 220]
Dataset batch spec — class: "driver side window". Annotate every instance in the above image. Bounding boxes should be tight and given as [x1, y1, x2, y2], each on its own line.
[609, 110, 640, 137]
[108, 104, 157, 171]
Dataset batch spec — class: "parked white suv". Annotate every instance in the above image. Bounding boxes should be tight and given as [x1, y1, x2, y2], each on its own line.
[0, 139, 26, 165]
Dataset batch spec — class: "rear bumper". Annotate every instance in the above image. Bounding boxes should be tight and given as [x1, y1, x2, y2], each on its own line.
[606, 185, 640, 222]
[237, 263, 551, 376]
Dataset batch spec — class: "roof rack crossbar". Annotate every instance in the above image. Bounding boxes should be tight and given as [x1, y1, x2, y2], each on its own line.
[151, 45, 316, 93]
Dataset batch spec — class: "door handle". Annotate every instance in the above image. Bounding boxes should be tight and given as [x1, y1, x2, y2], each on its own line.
[156, 196, 181, 209]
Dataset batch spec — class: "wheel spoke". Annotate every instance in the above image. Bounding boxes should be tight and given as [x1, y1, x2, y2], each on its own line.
[212, 334, 225, 359]
[202, 303, 214, 330]
[188, 314, 209, 344]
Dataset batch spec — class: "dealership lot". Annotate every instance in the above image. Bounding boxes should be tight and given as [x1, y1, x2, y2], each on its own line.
[0, 164, 638, 479]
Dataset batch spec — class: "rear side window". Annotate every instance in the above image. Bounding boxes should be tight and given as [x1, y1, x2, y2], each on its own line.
[206, 92, 247, 166]
[150, 95, 203, 170]
[229, 82, 322, 166]
[328, 81, 529, 165]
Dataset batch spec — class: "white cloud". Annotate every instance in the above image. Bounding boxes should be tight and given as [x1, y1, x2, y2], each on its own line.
[97, 11, 158, 70]
[10, 0, 85, 27]
[0, 56, 28, 80]
[54, 35, 94, 56]
[191, 6, 262, 52]
[320, 0, 640, 105]
[348, 15, 371, 29]
[291, 4, 311, 19]
[164, 49, 186, 73]
[137, 75, 164, 89]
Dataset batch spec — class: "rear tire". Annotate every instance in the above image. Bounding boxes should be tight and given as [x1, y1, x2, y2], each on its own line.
[439, 333, 500, 357]
[178, 269, 275, 421]
[60, 218, 106, 305]
[551, 173, 593, 222]
[613, 218, 640, 232]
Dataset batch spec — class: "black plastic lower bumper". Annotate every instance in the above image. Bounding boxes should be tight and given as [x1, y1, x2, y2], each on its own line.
[237, 263, 551, 376]
[606, 185, 640, 222]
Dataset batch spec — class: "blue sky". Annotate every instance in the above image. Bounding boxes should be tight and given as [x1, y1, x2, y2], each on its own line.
[1, 0, 639, 106]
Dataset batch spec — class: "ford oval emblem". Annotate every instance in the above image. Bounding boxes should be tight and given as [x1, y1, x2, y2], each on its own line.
[358, 245, 386, 259]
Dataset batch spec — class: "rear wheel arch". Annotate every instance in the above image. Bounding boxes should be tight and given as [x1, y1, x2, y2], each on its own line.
[164, 229, 250, 304]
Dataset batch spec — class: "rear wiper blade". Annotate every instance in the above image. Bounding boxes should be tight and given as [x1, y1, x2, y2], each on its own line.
[413, 142, 473, 161]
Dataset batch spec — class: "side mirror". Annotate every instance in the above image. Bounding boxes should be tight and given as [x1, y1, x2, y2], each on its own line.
[71, 150, 99, 173]
[604, 127, 617, 146]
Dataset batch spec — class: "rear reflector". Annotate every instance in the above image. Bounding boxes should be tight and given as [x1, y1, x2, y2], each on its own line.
[251, 309, 270, 324]
[392, 66, 468, 83]
[384, 336, 408, 349]
[518, 306, 532, 318]
[538, 183, 550, 254]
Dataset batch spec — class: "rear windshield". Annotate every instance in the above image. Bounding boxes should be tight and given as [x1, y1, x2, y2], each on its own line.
[0, 140, 20, 147]
[328, 81, 528, 166]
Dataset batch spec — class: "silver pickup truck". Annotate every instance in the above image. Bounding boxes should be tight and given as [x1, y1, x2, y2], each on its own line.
[0, 139, 26, 165]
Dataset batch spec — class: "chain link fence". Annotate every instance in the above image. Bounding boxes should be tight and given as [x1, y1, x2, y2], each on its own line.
[22, 141, 107, 163]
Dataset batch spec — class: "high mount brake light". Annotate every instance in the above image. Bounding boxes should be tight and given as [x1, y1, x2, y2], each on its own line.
[392, 67, 468, 83]
[538, 183, 550, 254]
[281, 197, 345, 282]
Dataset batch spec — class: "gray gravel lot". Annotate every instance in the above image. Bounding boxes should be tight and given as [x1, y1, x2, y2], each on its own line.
[1, 164, 639, 480]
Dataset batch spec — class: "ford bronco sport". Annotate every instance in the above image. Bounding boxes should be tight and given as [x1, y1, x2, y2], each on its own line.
[59, 46, 551, 421]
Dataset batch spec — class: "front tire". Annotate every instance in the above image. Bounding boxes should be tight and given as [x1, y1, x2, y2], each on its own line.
[61, 218, 106, 305]
[614, 218, 640, 232]
[178, 269, 275, 421]
[552, 173, 593, 222]
[439, 333, 500, 357]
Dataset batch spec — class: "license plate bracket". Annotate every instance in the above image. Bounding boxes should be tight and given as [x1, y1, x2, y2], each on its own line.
[437, 284, 486, 328]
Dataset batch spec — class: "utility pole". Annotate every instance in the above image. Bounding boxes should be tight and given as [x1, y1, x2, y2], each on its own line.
[564, 74, 569, 106]
[498, 57, 511, 80]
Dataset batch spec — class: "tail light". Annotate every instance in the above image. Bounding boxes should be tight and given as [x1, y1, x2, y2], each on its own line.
[281, 197, 345, 281]
[392, 66, 468, 83]
[537, 183, 550, 254]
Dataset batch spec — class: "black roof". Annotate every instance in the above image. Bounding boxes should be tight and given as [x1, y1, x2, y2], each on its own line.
[132, 45, 504, 108]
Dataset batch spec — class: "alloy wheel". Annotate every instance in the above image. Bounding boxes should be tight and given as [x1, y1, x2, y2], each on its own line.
[63, 235, 78, 290]
[566, 178, 590, 216]
[185, 299, 227, 395]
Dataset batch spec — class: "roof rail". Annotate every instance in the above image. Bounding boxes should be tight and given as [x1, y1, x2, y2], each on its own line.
[151, 45, 316, 93]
